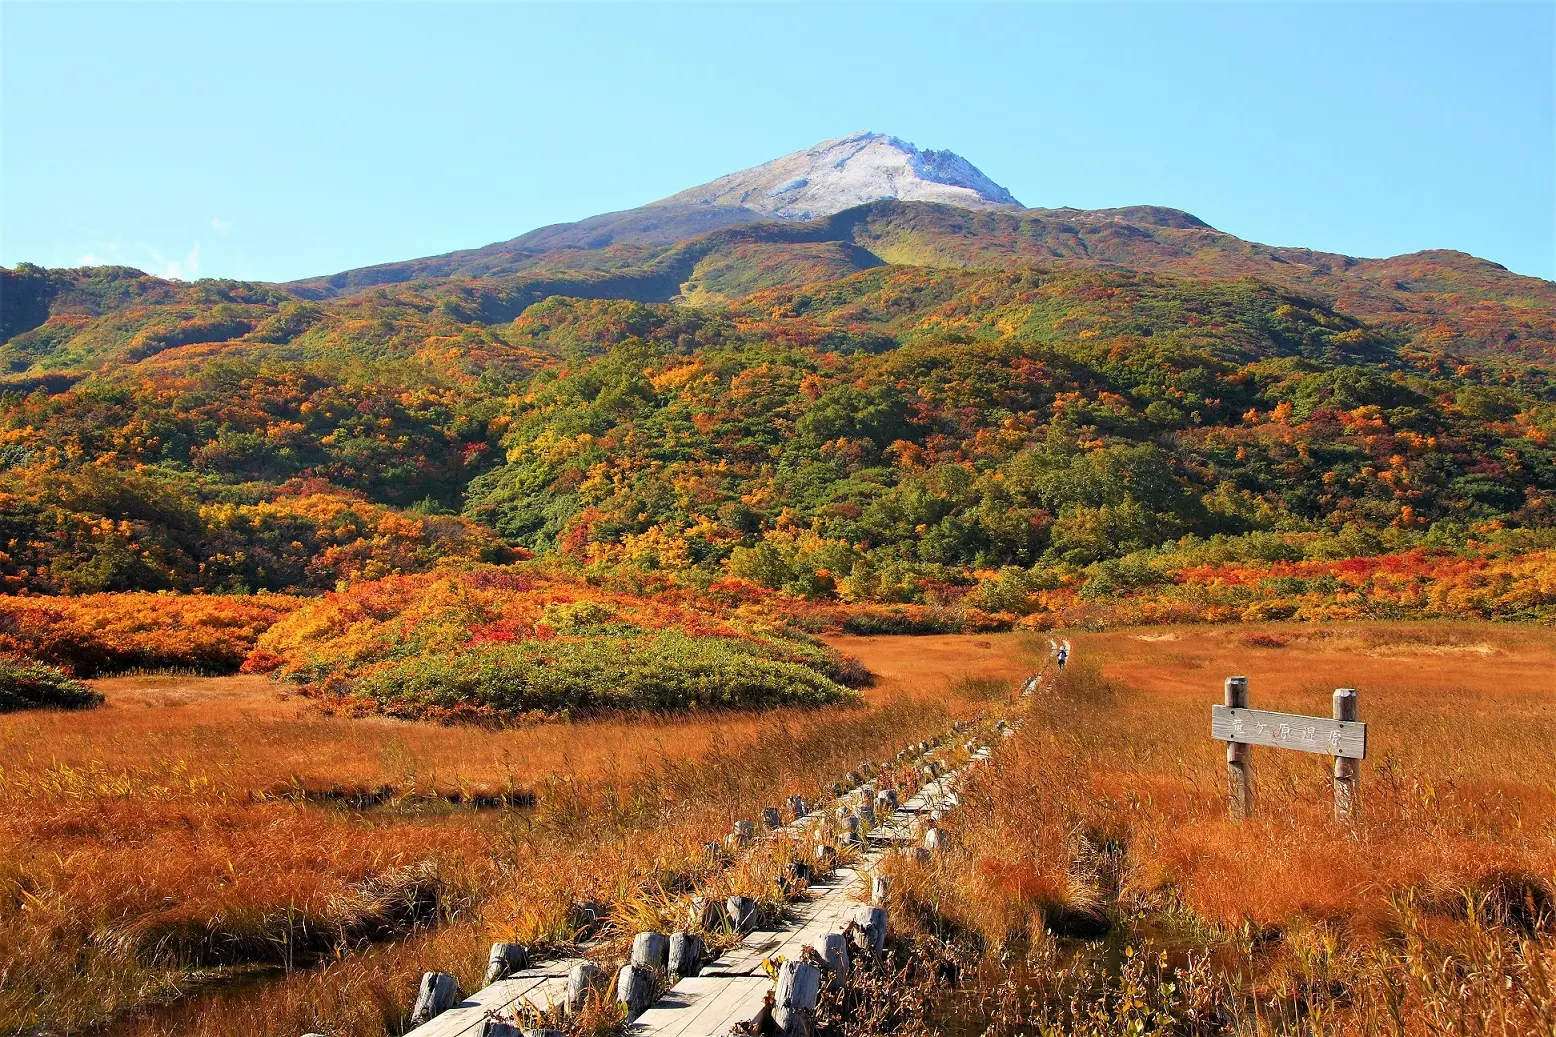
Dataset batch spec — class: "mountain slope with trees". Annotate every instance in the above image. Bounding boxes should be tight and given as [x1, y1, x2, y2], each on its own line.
[1, 254, 1552, 619]
[3, 118, 1555, 646]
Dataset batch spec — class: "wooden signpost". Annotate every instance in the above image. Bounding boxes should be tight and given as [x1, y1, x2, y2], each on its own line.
[1211, 677, 1367, 822]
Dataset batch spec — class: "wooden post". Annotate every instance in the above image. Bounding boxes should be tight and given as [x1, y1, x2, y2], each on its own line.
[631, 932, 669, 972]
[924, 827, 948, 854]
[841, 814, 861, 845]
[669, 931, 703, 976]
[1225, 676, 1253, 821]
[484, 942, 529, 985]
[871, 874, 890, 905]
[482, 1025, 523, 1037]
[410, 972, 458, 1024]
[569, 899, 606, 938]
[690, 894, 726, 931]
[726, 895, 757, 931]
[773, 960, 822, 1037]
[1333, 688, 1360, 822]
[810, 932, 849, 990]
[616, 963, 656, 1017]
[850, 905, 887, 955]
[566, 961, 606, 1015]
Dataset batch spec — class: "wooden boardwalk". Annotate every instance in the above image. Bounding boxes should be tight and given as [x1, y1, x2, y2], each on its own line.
[624, 745, 993, 1037]
[401, 711, 1016, 1037]
[404, 960, 585, 1037]
[627, 976, 772, 1037]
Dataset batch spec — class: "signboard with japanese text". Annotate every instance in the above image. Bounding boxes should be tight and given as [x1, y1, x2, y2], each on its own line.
[1211, 705, 1366, 760]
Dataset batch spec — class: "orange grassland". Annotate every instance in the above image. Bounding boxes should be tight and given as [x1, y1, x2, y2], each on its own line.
[1071, 622, 1555, 928]
[0, 635, 1027, 1037]
[887, 620, 1556, 1036]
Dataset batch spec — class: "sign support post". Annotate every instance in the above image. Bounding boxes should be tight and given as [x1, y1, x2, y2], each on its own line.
[1332, 688, 1359, 822]
[1224, 676, 1253, 822]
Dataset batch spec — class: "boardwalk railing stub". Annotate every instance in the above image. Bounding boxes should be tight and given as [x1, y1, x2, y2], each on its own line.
[1211, 678, 1367, 823]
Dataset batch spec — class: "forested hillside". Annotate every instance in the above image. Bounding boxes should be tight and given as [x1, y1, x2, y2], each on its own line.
[2, 200, 1554, 641]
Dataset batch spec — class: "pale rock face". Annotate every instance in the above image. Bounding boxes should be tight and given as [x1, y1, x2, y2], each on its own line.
[652, 131, 1021, 220]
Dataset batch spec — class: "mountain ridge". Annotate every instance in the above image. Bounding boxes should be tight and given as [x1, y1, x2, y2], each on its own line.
[269, 196, 1555, 360]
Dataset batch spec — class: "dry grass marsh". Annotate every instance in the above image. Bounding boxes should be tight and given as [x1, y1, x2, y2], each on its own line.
[882, 621, 1556, 1037]
[0, 635, 1028, 1036]
[8, 622, 1552, 1037]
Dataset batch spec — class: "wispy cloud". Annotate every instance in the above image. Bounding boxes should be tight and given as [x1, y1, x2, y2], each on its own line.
[210, 217, 232, 233]
[158, 242, 202, 281]
[65, 238, 204, 279]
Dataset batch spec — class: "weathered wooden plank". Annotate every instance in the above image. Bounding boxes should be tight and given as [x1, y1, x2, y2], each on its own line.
[760, 907, 861, 967]
[627, 976, 771, 1037]
[1211, 704, 1367, 759]
[758, 890, 873, 966]
[701, 869, 866, 977]
[403, 963, 585, 1037]
[700, 929, 788, 977]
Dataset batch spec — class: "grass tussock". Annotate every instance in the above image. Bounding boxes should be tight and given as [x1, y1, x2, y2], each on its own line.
[255, 567, 868, 721]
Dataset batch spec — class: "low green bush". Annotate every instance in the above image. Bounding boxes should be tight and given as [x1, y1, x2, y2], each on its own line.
[0, 657, 104, 712]
[351, 630, 857, 718]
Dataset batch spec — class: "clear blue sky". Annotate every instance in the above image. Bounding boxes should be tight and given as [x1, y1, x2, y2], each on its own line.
[3, 2, 1552, 283]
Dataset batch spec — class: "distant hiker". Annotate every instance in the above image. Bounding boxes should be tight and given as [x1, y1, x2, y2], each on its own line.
[1055, 646, 1068, 668]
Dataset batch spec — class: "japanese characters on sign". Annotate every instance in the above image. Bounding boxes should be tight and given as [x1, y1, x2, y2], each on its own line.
[1211, 705, 1366, 760]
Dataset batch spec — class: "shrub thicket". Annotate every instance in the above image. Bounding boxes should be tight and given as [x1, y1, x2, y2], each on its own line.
[350, 630, 854, 719]
[0, 657, 102, 712]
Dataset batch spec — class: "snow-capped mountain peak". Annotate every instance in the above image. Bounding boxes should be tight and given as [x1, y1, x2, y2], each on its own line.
[653, 131, 1021, 220]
